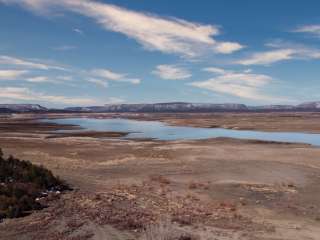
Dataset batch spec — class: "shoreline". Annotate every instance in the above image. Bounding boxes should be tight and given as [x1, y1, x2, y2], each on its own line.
[4, 111, 320, 134]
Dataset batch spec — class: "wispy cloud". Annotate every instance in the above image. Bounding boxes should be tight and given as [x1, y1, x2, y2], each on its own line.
[0, 87, 98, 105]
[73, 28, 84, 35]
[52, 45, 77, 51]
[294, 24, 320, 38]
[88, 78, 109, 88]
[0, 55, 66, 70]
[202, 67, 226, 74]
[0, 70, 28, 80]
[26, 76, 52, 83]
[236, 42, 320, 66]
[1, 0, 243, 57]
[236, 49, 295, 65]
[0, 73, 73, 84]
[91, 69, 125, 81]
[91, 69, 141, 84]
[57, 75, 73, 81]
[25, 76, 70, 84]
[153, 65, 191, 80]
[124, 78, 141, 84]
[213, 42, 245, 54]
[190, 68, 285, 101]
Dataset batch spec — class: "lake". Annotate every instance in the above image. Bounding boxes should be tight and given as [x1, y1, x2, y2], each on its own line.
[44, 118, 320, 146]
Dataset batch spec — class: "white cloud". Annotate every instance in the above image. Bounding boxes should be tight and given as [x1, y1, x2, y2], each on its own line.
[124, 78, 141, 84]
[189, 69, 284, 101]
[88, 78, 109, 88]
[26, 76, 51, 83]
[1, 0, 243, 57]
[236, 49, 295, 65]
[0, 87, 32, 100]
[57, 75, 73, 81]
[24, 74, 74, 84]
[91, 69, 125, 81]
[0, 55, 66, 70]
[0, 70, 28, 80]
[25, 76, 68, 84]
[236, 40, 320, 66]
[73, 28, 84, 35]
[202, 67, 226, 74]
[243, 69, 252, 73]
[91, 68, 141, 84]
[294, 24, 320, 37]
[203, 66, 253, 75]
[0, 87, 98, 105]
[153, 65, 191, 80]
[213, 42, 245, 54]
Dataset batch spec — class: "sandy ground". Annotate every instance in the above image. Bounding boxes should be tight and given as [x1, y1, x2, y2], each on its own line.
[0, 113, 320, 240]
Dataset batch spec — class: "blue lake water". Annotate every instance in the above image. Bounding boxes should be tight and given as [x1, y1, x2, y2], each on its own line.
[44, 118, 320, 146]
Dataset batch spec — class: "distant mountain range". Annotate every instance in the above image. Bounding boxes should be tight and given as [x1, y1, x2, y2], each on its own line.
[65, 102, 249, 112]
[1, 102, 320, 113]
[0, 104, 47, 113]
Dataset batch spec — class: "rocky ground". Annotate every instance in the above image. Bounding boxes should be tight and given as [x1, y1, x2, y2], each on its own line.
[0, 113, 320, 240]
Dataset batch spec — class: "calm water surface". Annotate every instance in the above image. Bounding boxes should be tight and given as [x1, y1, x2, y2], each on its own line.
[44, 118, 320, 146]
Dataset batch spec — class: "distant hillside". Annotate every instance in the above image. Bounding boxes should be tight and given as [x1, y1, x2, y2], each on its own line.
[65, 102, 249, 113]
[0, 104, 47, 113]
[1, 101, 320, 113]
[248, 105, 296, 111]
[297, 101, 320, 110]
[65, 101, 320, 113]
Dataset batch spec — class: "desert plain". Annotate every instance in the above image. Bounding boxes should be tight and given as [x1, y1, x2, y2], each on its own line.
[0, 112, 320, 240]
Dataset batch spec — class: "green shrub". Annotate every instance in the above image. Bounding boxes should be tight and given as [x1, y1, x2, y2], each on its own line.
[0, 148, 69, 220]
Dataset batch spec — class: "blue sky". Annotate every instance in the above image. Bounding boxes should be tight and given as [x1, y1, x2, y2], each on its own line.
[0, 0, 320, 107]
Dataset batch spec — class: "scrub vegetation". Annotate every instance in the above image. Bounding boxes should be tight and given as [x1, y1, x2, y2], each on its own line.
[0, 148, 69, 219]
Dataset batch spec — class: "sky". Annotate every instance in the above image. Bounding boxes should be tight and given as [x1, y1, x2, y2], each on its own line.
[0, 0, 320, 107]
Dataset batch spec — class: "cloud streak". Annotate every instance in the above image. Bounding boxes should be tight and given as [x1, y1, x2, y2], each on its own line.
[0, 87, 98, 105]
[202, 67, 226, 74]
[26, 76, 52, 83]
[73, 28, 84, 35]
[190, 68, 284, 101]
[91, 69, 141, 84]
[52, 45, 77, 51]
[1, 0, 243, 57]
[88, 78, 109, 88]
[0, 70, 28, 80]
[25, 76, 71, 84]
[294, 24, 320, 38]
[153, 65, 191, 80]
[236, 49, 295, 65]
[0, 55, 66, 70]
[213, 42, 244, 54]
[236, 44, 320, 66]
